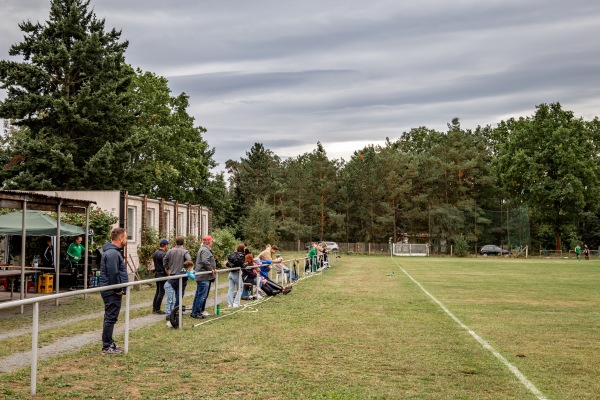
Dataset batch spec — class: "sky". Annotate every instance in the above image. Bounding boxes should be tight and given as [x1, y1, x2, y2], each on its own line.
[2, 0, 600, 172]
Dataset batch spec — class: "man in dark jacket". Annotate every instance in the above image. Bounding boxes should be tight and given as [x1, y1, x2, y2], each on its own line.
[42, 237, 54, 269]
[99, 227, 128, 355]
[152, 239, 169, 314]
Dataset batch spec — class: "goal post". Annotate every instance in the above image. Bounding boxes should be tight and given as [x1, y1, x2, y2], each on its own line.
[392, 243, 429, 256]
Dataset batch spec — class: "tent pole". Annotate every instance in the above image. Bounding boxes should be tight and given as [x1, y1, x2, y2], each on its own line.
[84, 207, 90, 300]
[55, 202, 61, 306]
[21, 202, 27, 314]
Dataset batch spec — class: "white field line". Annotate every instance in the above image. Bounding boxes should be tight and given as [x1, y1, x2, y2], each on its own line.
[392, 259, 548, 400]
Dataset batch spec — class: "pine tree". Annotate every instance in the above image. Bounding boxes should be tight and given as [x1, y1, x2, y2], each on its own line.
[0, 0, 134, 189]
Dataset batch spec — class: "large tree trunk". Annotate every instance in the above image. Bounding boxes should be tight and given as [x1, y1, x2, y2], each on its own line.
[555, 231, 562, 251]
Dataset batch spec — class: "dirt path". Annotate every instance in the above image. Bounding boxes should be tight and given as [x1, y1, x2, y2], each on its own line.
[0, 291, 225, 373]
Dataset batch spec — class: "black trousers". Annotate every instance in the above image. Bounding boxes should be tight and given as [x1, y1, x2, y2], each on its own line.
[102, 293, 122, 349]
[152, 280, 166, 312]
[70, 262, 83, 287]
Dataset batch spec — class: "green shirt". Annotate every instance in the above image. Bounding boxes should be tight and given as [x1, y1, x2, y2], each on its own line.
[575, 245, 581, 255]
[67, 242, 85, 263]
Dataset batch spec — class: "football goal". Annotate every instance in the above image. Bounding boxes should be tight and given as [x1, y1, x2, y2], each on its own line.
[392, 243, 429, 256]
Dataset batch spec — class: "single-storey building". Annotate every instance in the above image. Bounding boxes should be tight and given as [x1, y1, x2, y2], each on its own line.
[34, 191, 211, 268]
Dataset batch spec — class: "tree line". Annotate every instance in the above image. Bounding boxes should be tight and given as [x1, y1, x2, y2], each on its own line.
[225, 106, 600, 252]
[2, 1, 599, 252]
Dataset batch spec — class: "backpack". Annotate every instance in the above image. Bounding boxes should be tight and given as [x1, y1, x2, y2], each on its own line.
[226, 251, 244, 269]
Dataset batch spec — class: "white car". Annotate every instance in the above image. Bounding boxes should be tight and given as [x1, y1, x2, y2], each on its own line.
[323, 241, 339, 252]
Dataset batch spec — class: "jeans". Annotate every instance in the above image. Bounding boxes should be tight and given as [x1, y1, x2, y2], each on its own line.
[227, 271, 242, 307]
[102, 293, 122, 349]
[164, 282, 176, 316]
[192, 280, 211, 316]
[165, 280, 187, 316]
[152, 280, 166, 312]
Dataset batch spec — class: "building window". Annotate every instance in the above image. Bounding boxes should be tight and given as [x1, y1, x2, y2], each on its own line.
[146, 208, 155, 228]
[178, 212, 184, 235]
[127, 207, 136, 242]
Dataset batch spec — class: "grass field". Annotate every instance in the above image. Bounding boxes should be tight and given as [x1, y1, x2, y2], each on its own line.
[1, 255, 599, 399]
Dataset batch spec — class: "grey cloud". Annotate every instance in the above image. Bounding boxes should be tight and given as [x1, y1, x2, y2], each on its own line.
[2, 0, 600, 171]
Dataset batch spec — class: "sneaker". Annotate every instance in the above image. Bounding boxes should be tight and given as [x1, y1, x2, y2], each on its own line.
[190, 313, 202, 319]
[201, 311, 211, 317]
[232, 303, 240, 308]
[101, 347, 122, 355]
[282, 287, 292, 295]
[256, 294, 264, 300]
[152, 310, 163, 315]
[69, 286, 77, 291]
[166, 321, 173, 328]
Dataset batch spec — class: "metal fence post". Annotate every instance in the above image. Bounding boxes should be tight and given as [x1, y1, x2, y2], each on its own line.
[178, 277, 183, 330]
[214, 272, 219, 315]
[31, 302, 39, 396]
[124, 286, 131, 354]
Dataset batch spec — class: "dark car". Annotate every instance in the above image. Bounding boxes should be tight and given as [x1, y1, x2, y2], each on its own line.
[480, 245, 509, 256]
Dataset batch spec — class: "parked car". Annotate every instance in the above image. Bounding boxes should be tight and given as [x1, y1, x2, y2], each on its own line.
[323, 241, 339, 252]
[480, 245, 509, 256]
[304, 241, 340, 252]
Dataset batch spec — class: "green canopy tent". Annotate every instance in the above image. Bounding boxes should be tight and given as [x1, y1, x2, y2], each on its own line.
[0, 210, 86, 300]
[0, 210, 85, 236]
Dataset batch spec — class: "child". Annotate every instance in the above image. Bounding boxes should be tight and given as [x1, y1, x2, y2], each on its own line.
[165, 260, 195, 320]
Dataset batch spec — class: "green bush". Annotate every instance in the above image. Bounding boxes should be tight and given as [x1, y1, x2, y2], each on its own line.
[211, 227, 240, 268]
[137, 227, 159, 279]
[452, 235, 469, 257]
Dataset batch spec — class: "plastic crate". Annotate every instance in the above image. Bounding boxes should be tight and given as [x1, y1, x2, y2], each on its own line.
[37, 274, 54, 294]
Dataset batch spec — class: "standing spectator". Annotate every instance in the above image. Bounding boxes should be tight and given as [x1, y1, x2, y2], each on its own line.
[152, 239, 170, 314]
[583, 244, 590, 260]
[306, 242, 317, 272]
[67, 236, 85, 290]
[163, 237, 191, 319]
[227, 243, 245, 308]
[191, 235, 216, 319]
[165, 260, 195, 323]
[99, 228, 128, 355]
[163, 236, 192, 276]
[42, 237, 54, 269]
[316, 242, 325, 269]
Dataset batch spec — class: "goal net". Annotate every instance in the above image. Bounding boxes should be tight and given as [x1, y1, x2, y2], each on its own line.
[393, 243, 429, 256]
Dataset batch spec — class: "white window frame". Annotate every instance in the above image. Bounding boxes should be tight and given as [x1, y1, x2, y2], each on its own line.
[146, 208, 155, 229]
[178, 212, 184, 235]
[127, 206, 136, 242]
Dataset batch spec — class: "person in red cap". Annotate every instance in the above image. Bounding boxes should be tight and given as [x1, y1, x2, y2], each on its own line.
[191, 235, 216, 318]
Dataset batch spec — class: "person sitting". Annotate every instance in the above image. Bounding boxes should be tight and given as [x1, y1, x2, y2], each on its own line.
[268, 246, 298, 282]
[257, 259, 291, 296]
